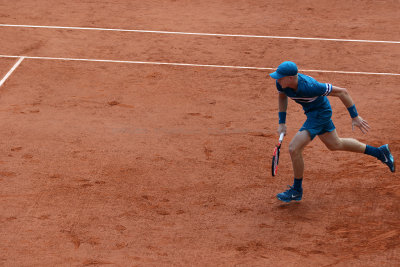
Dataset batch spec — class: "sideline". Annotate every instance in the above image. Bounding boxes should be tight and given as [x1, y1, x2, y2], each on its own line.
[0, 24, 399, 44]
[0, 56, 25, 88]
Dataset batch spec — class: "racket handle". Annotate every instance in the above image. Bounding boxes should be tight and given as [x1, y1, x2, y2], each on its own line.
[279, 132, 285, 142]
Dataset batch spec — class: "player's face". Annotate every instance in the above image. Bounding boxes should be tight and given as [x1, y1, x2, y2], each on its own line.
[277, 76, 291, 88]
[277, 76, 296, 88]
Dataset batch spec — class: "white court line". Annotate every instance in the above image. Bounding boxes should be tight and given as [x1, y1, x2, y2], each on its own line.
[0, 24, 399, 44]
[0, 54, 399, 76]
[0, 56, 25, 88]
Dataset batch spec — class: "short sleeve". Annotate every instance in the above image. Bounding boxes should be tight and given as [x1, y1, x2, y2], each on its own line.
[300, 81, 332, 97]
[320, 83, 333, 96]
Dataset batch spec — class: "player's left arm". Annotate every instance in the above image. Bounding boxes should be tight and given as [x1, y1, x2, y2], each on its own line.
[329, 86, 370, 133]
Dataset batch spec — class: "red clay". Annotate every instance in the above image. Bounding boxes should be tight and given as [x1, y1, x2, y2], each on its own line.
[0, 1, 399, 266]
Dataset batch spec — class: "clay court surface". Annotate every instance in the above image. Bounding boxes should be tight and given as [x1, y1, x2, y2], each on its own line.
[0, 1, 399, 266]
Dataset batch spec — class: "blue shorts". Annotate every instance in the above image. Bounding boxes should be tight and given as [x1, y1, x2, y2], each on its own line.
[299, 111, 336, 140]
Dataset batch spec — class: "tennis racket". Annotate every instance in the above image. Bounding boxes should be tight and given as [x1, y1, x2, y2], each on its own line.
[271, 133, 285, 177]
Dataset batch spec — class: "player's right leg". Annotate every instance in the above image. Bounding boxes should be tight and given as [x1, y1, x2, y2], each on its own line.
[277, 130, 311, 202]
[289, 130, 312, 178]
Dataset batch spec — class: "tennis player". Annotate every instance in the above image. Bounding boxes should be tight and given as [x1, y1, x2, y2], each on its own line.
[270, 61, 395, 202]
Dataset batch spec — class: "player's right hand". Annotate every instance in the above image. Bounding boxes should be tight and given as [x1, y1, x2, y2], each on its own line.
[278, 123, 287, 136]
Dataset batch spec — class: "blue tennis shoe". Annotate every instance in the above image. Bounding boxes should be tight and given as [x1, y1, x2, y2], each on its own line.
[378, 144, 395, 172]
[277, 186, 302, 202]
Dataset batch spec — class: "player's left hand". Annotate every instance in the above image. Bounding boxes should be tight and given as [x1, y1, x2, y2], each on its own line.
[352, 116, 370, 134]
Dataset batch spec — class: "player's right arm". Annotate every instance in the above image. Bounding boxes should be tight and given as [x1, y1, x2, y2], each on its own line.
[278, 92, 288, 135]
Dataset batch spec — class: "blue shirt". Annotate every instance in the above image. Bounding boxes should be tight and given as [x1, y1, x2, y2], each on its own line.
[276, 73, 333, 118]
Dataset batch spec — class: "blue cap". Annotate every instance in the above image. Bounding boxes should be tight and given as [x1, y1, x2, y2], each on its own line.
[269, 61, 298, 79]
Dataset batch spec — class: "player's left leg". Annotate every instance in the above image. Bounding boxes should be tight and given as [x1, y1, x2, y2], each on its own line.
[318, 130, 395, 172]
[318, 129, 366, 153]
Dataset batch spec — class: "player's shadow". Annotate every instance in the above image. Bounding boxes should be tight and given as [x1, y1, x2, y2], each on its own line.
[276, 201, 302, 210]
[272, 201, 315, 222]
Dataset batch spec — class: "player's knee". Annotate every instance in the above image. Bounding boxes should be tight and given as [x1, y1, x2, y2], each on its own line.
[289, 142, 301, 156]
[325, 141, 342, 151]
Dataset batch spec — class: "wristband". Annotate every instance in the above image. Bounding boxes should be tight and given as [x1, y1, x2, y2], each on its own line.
[279, 112, 287, 124]
[347, 104, 358, 118]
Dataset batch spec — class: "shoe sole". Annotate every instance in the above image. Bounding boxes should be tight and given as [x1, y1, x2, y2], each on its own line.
[277, 196, 302, 202]
[386, 145, 396, 172]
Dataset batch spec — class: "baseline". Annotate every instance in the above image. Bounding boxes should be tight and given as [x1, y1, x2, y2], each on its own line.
[0, 24, 399, 44]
